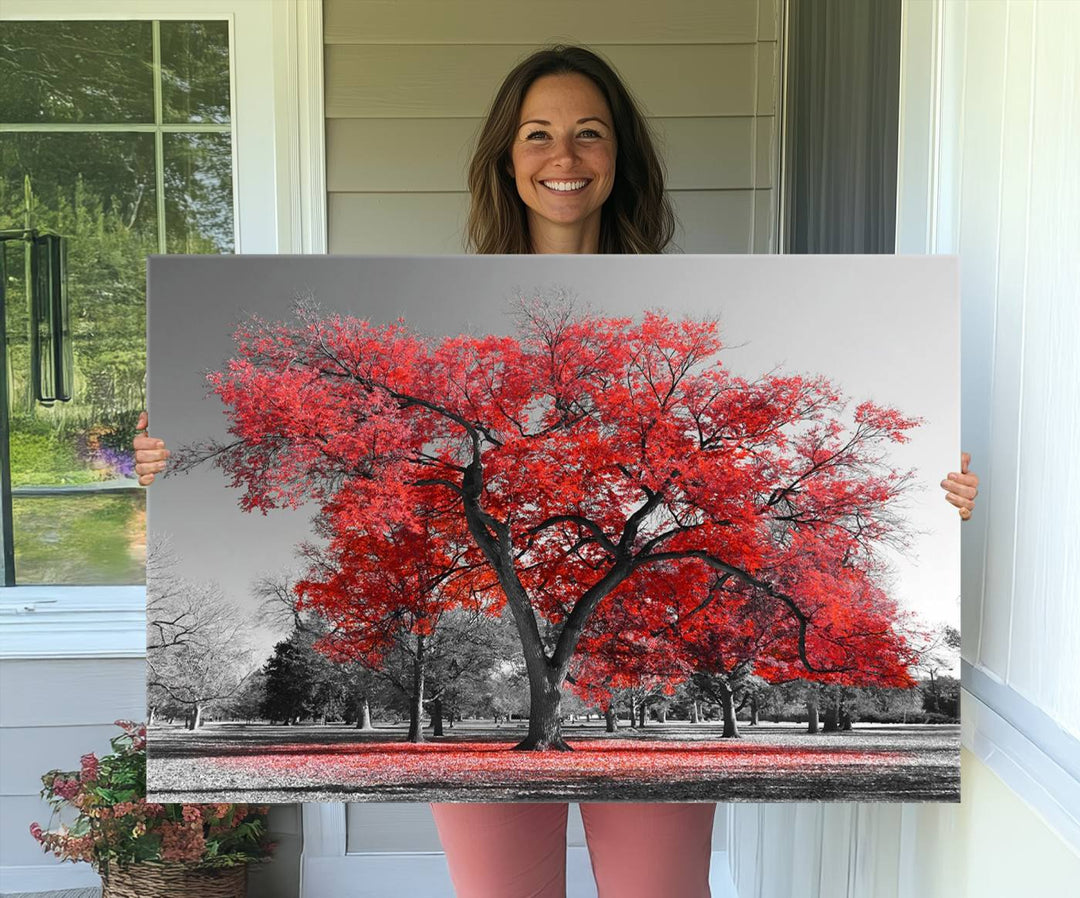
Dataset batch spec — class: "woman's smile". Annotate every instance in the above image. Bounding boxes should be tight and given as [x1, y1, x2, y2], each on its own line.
[540, 178, 592, 193]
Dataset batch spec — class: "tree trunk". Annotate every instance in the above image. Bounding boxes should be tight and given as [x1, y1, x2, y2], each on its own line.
[407, 634, 426, 743]
[807, 690, 820, 734]
[749, 694, 759, 726]
[718, 680, 740, 739]
[514, 670, 570, 750]
[691, 700, 700, 723]
[356, 695, 373, 731]
[628, 695, 638, 728]
[192, 703, 203, 730]
[823, 697, 839, 732]
[432, 696, 444, 737]
[638, 699, 647, 727]
[658, 705, 668, 724]
[605, 703, 618, 733]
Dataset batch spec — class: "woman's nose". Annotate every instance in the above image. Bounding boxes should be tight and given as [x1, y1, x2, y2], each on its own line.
[548, 134, 579, 165]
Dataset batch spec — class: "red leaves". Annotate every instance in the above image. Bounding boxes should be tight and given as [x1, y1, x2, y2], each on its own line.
[207, 301, 922, 689]
[208, 738, 911, 789]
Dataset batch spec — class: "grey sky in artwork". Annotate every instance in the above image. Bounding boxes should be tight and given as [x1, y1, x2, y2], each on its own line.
[147, 254, 960, 660]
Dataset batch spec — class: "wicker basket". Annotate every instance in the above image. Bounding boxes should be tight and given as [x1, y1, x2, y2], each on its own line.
[100, 862, 247, 897]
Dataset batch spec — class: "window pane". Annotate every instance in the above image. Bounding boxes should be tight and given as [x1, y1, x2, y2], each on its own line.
[0, 19, 235, 586]
[12, 493, 146, 585]
[164, 132, 234, 253]
[0, 21, 154, 124]
[2, 132, 155, 585]
[160, 20, 232, 124]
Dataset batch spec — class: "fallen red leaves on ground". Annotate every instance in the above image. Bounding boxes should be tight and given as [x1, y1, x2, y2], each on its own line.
[209, 739, 909, 787]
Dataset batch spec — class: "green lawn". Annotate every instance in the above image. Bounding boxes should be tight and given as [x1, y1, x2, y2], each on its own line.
[13, 492, 145, 584]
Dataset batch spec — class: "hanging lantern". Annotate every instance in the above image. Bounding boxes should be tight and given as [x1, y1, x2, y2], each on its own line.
[30, 232, 73, 404]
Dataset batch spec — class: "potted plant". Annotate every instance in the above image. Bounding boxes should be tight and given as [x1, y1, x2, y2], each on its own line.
[30, 720, 274, 897]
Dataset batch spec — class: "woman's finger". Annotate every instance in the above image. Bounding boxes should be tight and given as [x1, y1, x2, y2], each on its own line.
[940, 478, 978, 500]
[944, 491, 975, 511]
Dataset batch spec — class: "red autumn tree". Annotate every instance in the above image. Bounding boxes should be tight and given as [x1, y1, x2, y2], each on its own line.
[293, 498, 488, 743]
[566, 565, 694, 730]
[569, 552, 917, 740]
[180, 295, 920, 750]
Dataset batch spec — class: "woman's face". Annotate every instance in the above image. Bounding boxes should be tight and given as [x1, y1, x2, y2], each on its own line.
[508, 73, 617, 246]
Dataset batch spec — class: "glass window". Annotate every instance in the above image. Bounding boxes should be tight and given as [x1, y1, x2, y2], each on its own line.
[0, 19, 234, 585]
[0, 21, 155, 124]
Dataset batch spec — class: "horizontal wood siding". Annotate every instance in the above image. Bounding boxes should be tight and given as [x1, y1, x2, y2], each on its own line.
[324, 0, 760, 45]
[325, 0, 781, 255]
[326, 116, 771, 192]
[325, 44, 762, 118]
[0, 659, 145, 869]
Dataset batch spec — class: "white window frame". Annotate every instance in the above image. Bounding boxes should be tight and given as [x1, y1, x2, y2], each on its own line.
[0, 0, 326, 660]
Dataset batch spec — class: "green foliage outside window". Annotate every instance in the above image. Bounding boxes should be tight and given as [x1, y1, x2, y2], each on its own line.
[0, 19, 233, 584]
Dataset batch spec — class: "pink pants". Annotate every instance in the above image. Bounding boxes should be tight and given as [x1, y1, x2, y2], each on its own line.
[430, 802, 717, 898]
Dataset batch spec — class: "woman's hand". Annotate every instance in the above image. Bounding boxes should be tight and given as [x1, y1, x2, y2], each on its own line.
[941, 452, 979, 521]
[133, 411, 170, 486]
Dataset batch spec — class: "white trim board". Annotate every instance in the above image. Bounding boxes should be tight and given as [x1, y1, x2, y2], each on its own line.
[271, 0, 328, 254]
[963, 661, 1080, 785]
[0, 588, 146, 660]
[961, 683, 1080, 854]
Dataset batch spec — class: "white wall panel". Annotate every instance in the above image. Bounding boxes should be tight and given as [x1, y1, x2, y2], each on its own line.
[345, 802, 444, 853]
[1006, 1, 1080, 731]
[981, 0, 1035, 689]
[917, 0, 1080, 741]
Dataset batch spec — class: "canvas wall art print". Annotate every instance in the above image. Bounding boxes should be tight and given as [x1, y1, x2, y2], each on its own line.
[145, 254, 960, 803]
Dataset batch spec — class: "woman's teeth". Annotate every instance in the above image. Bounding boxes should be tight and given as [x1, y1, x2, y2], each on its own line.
[542, 180, 589, 192]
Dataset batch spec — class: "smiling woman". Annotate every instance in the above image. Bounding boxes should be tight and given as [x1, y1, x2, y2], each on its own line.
[465, 45, 675, 256]
[508, 73, 617, 253]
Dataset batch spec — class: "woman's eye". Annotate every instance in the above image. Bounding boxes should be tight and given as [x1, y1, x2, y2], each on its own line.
[579, 129, 602, 138]
[525, 130, 550, 140]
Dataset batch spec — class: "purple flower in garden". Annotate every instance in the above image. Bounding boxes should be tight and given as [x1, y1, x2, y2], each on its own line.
[93, 446, 137, 479]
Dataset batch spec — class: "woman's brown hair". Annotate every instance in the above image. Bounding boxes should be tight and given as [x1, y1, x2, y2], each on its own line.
[466, 45, 676, 255]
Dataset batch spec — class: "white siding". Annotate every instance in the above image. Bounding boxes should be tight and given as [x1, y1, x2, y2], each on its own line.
[0, 659, 145, 884]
